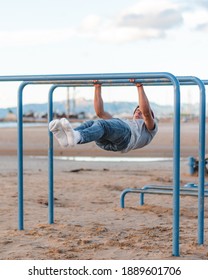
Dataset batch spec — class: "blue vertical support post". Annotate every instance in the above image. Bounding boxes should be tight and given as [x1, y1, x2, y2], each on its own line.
[196, 79, 206, 245]
[17, 82, 28, 230]
[48, 85, 59, 224]
[172, 77, 181, 257]
[178, 77, 206, 244]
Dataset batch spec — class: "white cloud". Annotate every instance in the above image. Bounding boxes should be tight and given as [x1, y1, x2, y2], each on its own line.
[77, 0, 183, 43]
[118, 9, 183, 30]
[78, 0, 208, 43]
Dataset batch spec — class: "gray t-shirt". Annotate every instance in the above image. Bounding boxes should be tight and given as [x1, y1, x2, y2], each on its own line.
[121, 119, 158, 153]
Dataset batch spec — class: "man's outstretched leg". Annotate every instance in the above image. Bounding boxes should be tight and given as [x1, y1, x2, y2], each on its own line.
[49, 118, 130, 151]
[60, 118, 105, 146]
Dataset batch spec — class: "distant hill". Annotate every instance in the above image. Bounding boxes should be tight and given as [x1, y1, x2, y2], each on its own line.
[0, 98, 200, 120]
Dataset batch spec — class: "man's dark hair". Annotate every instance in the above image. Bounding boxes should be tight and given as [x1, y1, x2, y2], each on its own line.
[133, 105, 155, 118]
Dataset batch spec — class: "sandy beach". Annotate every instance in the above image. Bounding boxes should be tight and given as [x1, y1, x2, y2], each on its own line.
[0, 120, 208, 260]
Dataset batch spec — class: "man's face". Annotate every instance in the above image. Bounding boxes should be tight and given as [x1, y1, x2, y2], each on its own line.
[133, 107, 143, 120]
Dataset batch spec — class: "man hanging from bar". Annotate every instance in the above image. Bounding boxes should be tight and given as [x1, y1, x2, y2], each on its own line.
[49, 79, 158, 153]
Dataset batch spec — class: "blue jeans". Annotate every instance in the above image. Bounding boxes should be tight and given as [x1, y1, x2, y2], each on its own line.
[74, 118, 131, 152]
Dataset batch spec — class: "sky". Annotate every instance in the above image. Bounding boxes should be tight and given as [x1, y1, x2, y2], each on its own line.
[0, 0, 208, 109]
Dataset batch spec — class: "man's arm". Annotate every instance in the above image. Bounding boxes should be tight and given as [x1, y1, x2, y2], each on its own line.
[93, 81, 113, 119]
[130, 79, 155, 130]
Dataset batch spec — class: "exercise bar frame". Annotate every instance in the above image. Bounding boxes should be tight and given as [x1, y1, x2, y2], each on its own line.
[120, 76, 206, 246]
[14, 73, 207, 257]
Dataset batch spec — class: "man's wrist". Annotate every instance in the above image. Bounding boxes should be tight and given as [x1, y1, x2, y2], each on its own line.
[94, 84, 101, 88]
[136, 83, 143, 88]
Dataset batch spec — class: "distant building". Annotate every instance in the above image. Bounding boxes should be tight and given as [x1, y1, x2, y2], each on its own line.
[4, 109, 17, 121]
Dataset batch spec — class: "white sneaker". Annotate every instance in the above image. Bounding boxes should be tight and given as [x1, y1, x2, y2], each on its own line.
[60, 118, 76, 147]
[49, 119, 69, 148]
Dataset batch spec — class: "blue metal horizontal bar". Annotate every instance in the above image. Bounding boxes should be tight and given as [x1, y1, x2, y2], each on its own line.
[20, 78, 208, 87]
[0, 72, 174, 82]
[0, 72, 206, 90]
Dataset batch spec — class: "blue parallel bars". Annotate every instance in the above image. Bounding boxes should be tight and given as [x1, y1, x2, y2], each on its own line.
[0, 71, 189, 256]
[120, 76, 206, 245]
[44, 72, 181, 256]
[11, 72, 208, 254]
